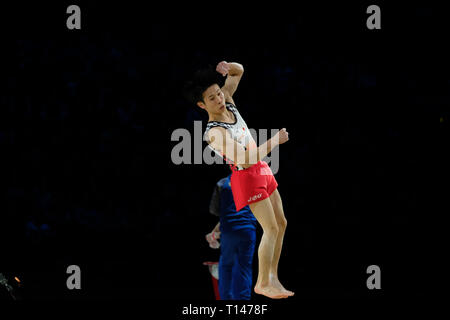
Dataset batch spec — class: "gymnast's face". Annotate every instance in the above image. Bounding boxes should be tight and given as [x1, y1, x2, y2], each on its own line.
[197, 84, 226, 114]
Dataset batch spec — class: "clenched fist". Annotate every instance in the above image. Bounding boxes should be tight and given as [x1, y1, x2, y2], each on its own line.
[274, 128, 289, 144]
[216, 61, 230, 77]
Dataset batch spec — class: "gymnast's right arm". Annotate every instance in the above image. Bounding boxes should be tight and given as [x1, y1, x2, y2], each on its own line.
[207, 127, 289, 168]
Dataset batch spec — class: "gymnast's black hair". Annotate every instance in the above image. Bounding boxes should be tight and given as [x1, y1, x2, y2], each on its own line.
[183, 66, 223, 106]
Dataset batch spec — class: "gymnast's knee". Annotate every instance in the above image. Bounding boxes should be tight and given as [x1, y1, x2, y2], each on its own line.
[278, 217, 287, 232]
[263, 224, 279, 239]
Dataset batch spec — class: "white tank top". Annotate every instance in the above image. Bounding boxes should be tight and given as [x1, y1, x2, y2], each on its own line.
[204, 102, 257, 170]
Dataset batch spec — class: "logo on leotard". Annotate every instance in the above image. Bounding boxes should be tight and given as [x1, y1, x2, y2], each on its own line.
[248, 193, 262, 202]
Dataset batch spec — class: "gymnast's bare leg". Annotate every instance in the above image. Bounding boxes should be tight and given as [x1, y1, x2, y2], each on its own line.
[250, 191, 293, 299]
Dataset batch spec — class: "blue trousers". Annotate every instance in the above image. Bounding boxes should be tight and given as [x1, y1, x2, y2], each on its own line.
[218, 228, 256, 300]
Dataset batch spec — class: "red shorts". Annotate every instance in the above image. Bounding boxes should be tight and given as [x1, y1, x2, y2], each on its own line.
[230, 161, 278, 211]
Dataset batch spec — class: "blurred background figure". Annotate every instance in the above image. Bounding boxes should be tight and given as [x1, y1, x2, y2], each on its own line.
[206, 174, 257, 300]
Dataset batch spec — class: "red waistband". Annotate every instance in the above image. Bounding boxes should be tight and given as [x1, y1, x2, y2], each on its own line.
[229, 161, 264, 172]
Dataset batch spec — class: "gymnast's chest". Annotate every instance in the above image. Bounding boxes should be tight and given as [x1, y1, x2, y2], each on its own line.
[230, 123, 251, 146]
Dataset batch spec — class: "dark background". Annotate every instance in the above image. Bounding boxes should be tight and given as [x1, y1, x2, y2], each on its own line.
[1, 1, 447, 307]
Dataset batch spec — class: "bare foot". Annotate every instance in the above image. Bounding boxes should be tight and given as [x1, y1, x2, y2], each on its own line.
[270, 275, 295, 296]
[254, 285, 288, 299]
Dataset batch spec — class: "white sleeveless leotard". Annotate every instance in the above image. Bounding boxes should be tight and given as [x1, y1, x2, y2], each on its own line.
[203, 102, 257, 170]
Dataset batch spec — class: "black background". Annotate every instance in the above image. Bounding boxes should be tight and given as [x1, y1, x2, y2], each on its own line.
[1, 0, 447, 313]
